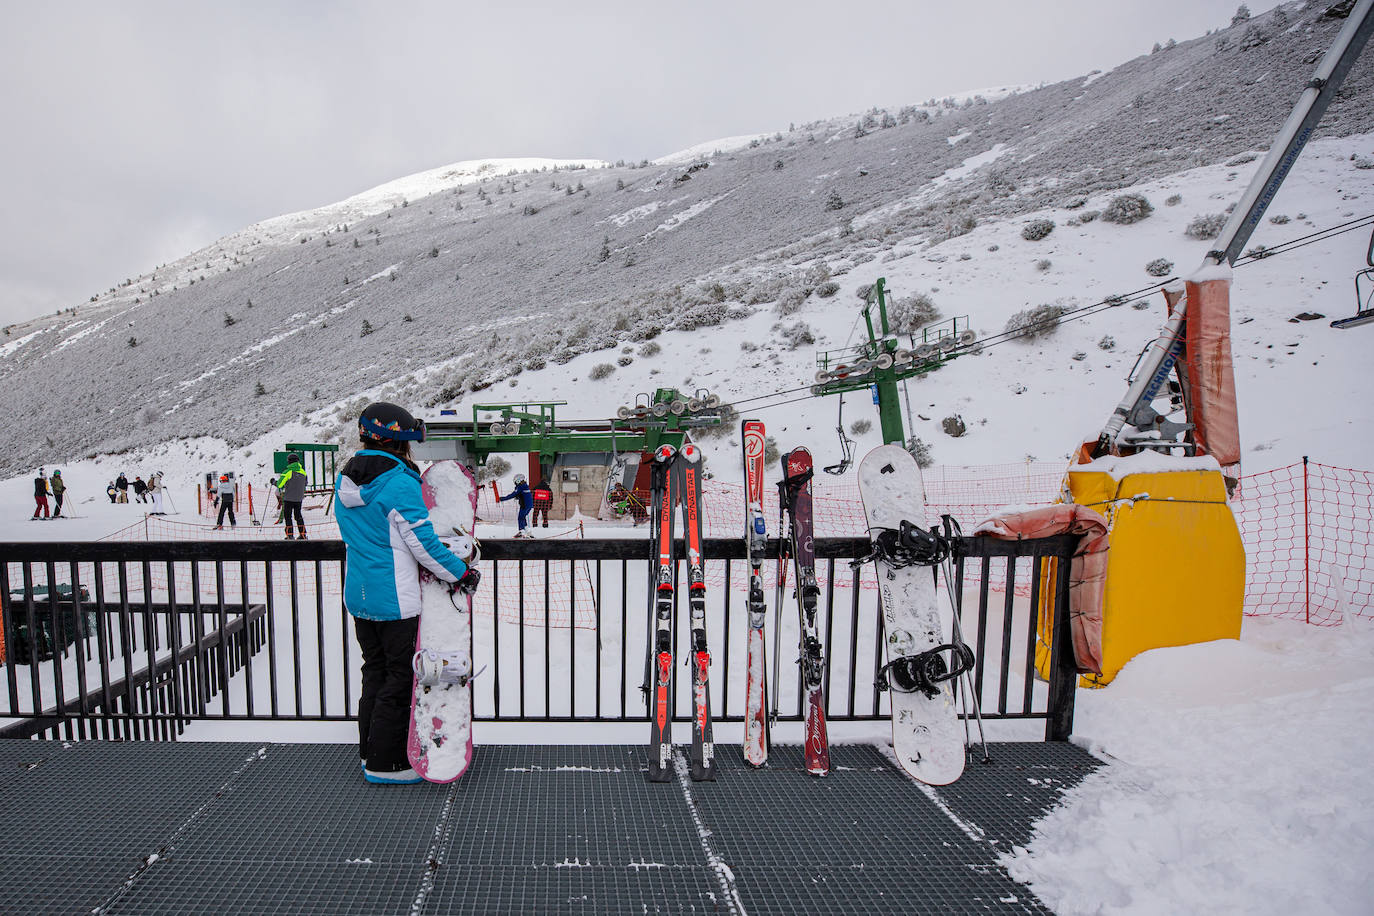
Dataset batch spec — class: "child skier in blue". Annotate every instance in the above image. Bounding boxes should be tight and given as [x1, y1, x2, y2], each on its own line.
[500, 473, 535, 537]
[335, 402, 478, 784]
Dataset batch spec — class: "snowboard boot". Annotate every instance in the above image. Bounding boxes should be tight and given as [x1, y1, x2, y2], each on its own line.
[363, 766, 422, 785]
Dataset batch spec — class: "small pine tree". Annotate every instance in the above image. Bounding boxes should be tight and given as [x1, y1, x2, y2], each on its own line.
[1231, 3, 1250, 26]
[824, 190, 844, 211]
[223, 312, 236, 327]
[128, 336, 138, 348]
[361, 319, 374, 337]
[254, 381, 266, 396]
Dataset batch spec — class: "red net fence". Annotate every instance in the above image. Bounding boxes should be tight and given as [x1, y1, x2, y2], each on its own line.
[1232, 460, 1373, 626]
[77, 459, 1372, 629]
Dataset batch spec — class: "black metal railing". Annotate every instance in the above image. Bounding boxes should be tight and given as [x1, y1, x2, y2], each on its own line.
[1, 534, 1079, 741]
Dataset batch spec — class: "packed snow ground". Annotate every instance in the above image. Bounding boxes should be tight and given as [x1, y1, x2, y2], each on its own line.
[1005, 617, 1374, 916]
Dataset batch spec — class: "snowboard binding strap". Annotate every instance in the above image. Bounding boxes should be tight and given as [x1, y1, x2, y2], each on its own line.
[413, 649, 475, 687]
[851, 519, 954, 570]
[877, 643, 976, 698]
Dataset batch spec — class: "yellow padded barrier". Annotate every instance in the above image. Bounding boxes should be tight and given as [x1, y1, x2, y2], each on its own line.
[1036, 459, 1244, 687]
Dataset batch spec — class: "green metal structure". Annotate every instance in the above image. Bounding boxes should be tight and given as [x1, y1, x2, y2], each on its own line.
[811, 278, 976, 445]
[416, 390, 721, 468]
[263, 443, 341, 516]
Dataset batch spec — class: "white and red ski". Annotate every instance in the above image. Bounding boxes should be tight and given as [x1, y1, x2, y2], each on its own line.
[779, 447, 829, 776]
[407, 460, 479, 783]
[741, 419, 770, 767]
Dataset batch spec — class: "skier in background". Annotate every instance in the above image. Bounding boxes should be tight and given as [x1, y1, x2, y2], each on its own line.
[116, 472, 129, 503]
[31, 469, 50, 519]
[148, 472, 165, 514]
[49, 470, 66, 518]
[531, 478, 553, 528]
[107, 481, 118, 503]
[335, 401, 476, 785]
[132, 476, 148, 503]
[214, 475, 237, 529]
[277, 453, 309, 539]
[500, 473, 534, 537]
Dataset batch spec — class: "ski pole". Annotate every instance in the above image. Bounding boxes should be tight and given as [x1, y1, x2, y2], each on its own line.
[939, 515, 991, 765]
[770, 493, 789, 725]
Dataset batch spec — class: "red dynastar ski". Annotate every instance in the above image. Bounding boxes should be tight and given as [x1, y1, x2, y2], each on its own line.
[645, 445, 678, 782]
[678, 443, 715, 781]
[741, 420, 770, 767]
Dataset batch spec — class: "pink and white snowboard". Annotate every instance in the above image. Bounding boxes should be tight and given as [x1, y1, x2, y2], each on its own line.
[407, 460, 478, 783]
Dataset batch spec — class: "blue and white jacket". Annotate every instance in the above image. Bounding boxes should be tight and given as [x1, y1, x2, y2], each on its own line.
[335, 450, 468, 621]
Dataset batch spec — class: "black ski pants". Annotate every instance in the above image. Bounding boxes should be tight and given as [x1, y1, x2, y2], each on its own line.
[216, 497, 236, 526]
[282, 500, 305, 535]
[354, 615, 419, 772]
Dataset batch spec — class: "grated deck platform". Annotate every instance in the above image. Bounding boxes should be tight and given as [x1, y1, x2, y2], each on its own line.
[0, 740, 1099, 914]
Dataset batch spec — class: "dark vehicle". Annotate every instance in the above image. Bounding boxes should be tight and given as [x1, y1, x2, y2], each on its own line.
[4, 583, 93, 665]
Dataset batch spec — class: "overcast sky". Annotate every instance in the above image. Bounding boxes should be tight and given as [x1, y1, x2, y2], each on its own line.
[0, 0, 1277, 328]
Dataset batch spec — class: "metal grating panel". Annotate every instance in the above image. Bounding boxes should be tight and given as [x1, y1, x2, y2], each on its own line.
[421, 865, 724, 915]
[103, 861, 428, 916]
[932, 742, 1102, 851]
[0, 738, 1099, 914]
[0, 737, 68, 789]
[167, 743, 453, 865]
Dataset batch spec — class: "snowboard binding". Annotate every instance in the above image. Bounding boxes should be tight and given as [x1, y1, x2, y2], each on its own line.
[878, 643, 976, 698]
[852, 519, 954, 571]
[442, 530, 480, 563]
[413, 649, 474, 687]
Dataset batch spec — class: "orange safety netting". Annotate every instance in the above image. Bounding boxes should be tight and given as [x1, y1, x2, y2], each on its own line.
[1232, 460, 1374, 626]
[70, 460, 1372, 628]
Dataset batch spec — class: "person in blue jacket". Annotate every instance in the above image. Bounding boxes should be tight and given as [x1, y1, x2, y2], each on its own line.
[500, 472, 534, 537]
[335, 402, 478, 785]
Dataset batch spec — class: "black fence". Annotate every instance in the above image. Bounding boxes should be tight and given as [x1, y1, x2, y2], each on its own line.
[0, 534, 1079, 742]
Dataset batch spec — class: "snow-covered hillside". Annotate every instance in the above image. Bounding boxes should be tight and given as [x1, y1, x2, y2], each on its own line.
[0, 1, 1370, 480]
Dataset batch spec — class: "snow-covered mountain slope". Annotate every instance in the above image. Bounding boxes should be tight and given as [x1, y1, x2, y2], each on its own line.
[1, 1, 1371, 486]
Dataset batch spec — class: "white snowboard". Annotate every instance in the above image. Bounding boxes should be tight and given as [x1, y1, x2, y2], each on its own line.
[407, 460, 477, 783]
[857, 444, 965, 786]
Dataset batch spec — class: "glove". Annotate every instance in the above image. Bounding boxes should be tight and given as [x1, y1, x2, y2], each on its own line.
[450, 567, 481, 597]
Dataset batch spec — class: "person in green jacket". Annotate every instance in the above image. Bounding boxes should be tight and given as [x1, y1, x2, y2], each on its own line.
[50, 470, 66, 518]
[277, 454, 309, 539]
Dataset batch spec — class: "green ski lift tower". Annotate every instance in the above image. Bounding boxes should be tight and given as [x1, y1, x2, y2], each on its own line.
[810, 277, 976, 446]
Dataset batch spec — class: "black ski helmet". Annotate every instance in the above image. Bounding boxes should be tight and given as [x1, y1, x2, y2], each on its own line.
[358, 402, 426, 443]
[287, 453, 302, 464]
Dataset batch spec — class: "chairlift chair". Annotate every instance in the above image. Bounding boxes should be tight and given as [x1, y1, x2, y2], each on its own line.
[1331, 226, 1374, 330]
[824, 393, 856, 475]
